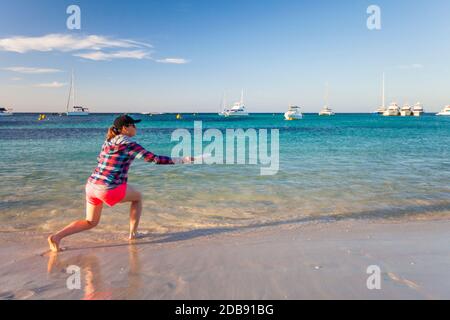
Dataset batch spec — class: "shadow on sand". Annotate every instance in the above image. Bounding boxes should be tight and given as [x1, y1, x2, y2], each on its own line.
[58, 201, 450, 253]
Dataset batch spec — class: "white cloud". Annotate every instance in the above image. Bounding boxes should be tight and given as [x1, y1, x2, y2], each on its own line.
[156, 58, 190, 64]
[3, 66, 63, 74]
[34, 82, 67, 88]
[11, 77, 22, 81]
[0, 33, 188, 63]
[74, 50, 151, 61]
[0, 34, 151, 53]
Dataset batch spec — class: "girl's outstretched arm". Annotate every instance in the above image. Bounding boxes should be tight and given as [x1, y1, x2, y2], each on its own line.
[128, 142, 192, 165]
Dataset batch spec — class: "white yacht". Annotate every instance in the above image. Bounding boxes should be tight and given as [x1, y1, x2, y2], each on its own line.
[412, 102, 424, 117]
[319, 83, 335, 116]
[319, 106, 335, 116]
[0, 107, 13, 116]
[219, 90, 249, 117]
[436, 105, 450, 116]
[284, 105, 303, 120]
[374, 73, 386, 114]
[66, 70, 89, 116]
[400, 104, 412, 116]
[383, 102, 400, 116]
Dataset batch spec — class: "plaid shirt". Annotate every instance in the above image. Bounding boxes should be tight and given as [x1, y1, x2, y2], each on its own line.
[88, 135, 174, 188]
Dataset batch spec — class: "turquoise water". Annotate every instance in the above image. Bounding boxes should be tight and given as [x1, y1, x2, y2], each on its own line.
[1, 113, 449, 233]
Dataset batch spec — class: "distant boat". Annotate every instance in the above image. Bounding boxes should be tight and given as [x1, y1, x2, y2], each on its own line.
[219, 90, 249, 118]
[141, 112, 164, 116]
[383, 102, 400, 116]
[319, 106, 335, 116]
[400, 104, 413, 116]
[374, 106, 386, 115]
[284, 105, 303, 120]
[436, 105, 450, 116]
[374, 73, 386, 114]
[66, 70, 89, 116]
[0, 107, 13, 116]
[412, 102, 425, 117]
[319, 83, 335, 116]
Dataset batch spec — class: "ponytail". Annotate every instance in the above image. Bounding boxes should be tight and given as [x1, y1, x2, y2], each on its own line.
[106, 126, 121, 141]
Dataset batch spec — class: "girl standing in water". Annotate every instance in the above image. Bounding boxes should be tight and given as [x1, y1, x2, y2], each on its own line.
[48, 115, 191, 252]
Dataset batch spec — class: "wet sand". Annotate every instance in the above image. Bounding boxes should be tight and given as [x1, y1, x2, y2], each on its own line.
[0, 218, 449, 300]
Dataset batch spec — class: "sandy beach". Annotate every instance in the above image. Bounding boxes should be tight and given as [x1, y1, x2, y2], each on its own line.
[1, 216, 449, 300]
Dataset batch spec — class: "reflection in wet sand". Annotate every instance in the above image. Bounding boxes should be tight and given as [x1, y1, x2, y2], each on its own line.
[46, 244, 141, 300]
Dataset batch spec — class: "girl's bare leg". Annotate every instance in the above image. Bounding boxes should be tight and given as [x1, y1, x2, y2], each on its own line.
[48, 202, 103, 252]
[120, 185, 143, 240]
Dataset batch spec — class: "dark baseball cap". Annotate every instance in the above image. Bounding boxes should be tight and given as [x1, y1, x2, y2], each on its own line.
[113, 114, 141, 129]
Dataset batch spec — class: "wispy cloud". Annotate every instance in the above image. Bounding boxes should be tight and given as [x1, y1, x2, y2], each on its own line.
[0, 33, 188, 63]
[396, 64, 424, 70]
[3, 66, 63, 74]
[34, 82, 67, 88]
[11, 77, 22, 81]
[156, 58, 190, 64]
[74, 50, 151, 61]
[0, 34, 151, 54]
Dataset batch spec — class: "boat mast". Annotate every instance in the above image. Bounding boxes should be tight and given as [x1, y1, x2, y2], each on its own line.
[220, 92, 226, 112]
[66, 69, 73, 113]
[240, 89, 244, 106]
[72, 69, 76, 108]
[325, 82, 329, 107]
[382, 72, 385, 108]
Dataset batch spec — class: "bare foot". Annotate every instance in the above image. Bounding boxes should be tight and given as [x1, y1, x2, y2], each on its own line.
[129, 233, 137, 241]
[128, 232, 145, 241]
[47, 235, 61, 252]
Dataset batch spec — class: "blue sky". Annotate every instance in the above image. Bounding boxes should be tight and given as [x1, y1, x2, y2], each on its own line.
[0, 0, 449, 113]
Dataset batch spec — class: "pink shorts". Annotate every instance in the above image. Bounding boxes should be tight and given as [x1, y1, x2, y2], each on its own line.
[85, 183, 127, 207]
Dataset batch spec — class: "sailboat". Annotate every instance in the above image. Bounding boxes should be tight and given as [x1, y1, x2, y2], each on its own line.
[374, 73, 386, 114]
[219, 90, 249, 117]
[319, 83, 335, 116]
[66, 70, 89, 116]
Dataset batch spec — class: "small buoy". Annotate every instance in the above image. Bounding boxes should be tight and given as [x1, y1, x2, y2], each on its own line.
[176, 114, 182, 120]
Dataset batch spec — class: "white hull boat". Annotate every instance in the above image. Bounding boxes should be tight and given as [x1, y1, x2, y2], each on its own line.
[412, 103, 424, 117]
[284, 105, 303, 120]
[436, 106, 450, 116]
[383, 103, 400, 116]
